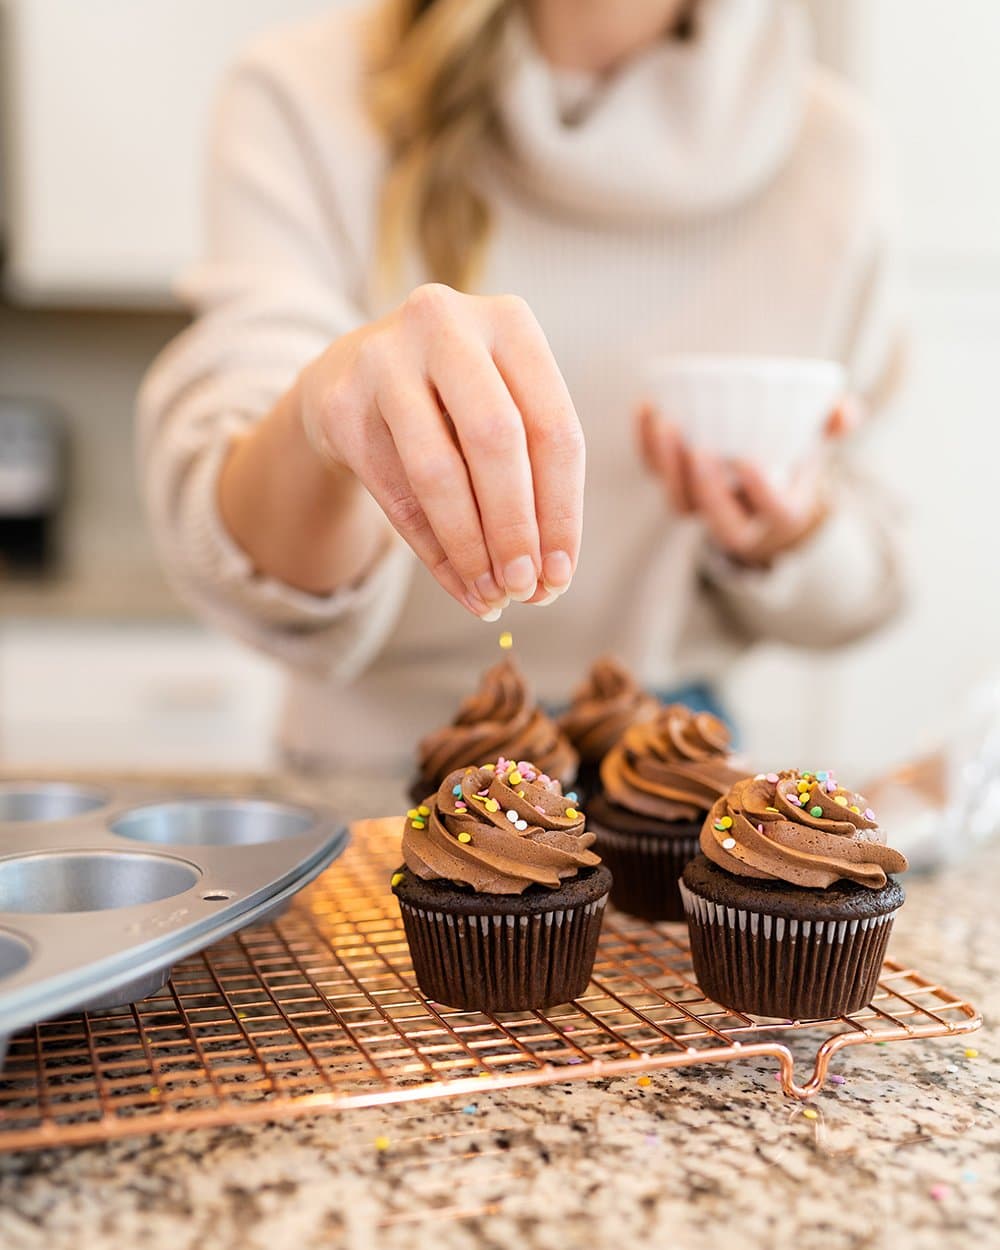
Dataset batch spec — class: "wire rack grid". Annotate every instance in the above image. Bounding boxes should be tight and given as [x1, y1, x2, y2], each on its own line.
[0, 817, 981, 1152]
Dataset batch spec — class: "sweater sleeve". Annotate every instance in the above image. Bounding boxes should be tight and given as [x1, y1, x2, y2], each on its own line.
[698, 235, 909, 650]
[137, 56, 412, 680]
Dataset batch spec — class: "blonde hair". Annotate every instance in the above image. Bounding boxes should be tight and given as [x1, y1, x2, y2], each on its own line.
[367, 0, 514, 292]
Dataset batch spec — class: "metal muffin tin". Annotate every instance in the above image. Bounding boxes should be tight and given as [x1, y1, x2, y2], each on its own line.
[0, 782, 349, 1067]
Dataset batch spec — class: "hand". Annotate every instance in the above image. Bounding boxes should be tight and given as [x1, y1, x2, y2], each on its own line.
[637, 398, 860, 566]
[298, 284, 585, 619]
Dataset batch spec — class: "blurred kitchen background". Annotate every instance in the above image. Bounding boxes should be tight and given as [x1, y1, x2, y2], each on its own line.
[0, 0, 996, 778]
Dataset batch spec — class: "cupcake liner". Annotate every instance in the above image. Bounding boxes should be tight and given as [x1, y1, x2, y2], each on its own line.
[593, 824, 699, 923]
[399, 893, 608, 1013]
[679, 881, 898, 1019]
[642, 355, 845, 487]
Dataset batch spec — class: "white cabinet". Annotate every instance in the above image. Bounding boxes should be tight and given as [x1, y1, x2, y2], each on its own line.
[0, 623, 282, 771]
[0, 0, 336, 305]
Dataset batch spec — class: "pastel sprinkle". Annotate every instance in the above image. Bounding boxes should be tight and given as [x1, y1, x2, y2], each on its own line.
[962, 1171, 979, 1183]
[721, 838, 737, 850]
[483, 764, 495, 772]
[457, 832, 472, 844]
[411, 819, 426, 830]
[929, 1184, 950, 1202]
[765, 806, 779, 813]
[809, 806, 824, 818]
[484, 799, 499, 813]
[407, 809, 419, 819]
[637, 1076, 652, 1087]
[518, 790, 525, 798]
[508, 771, 522, 786]
[816, 771, 828, 781]
[506, 809, 519, 822]
[864, 808, 875, 820]
[390, 872, 404, 887]
[829, 1074, 846, 1086]
[462, 1104, 478, 1115]
[849, 805, 860, 814]
[757, 824, 764, 834]
[499, 631, 513, 649]
[802, 1108, 819, 1120]
[515, 820, 528, 831]
[719, 816, 733, 829]
[418, 805, 430, 816]
[766, 773, 779, 783]
[826, 780, 837, 793]
[565, 808, 580, 820]
[964, 1048, 979, 1059]
[470, 794, 485, 803]
[834, 795, 849, 806]
[787, 796, 801, 806]
[453, 785, 463, 796]
[714, 822, 726, 832]
[754, 773, 765, 781]
[374, 1136, 391, 1152]
[566, 792, 579, 803]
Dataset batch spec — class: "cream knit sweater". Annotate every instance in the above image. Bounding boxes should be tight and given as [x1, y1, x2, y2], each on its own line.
[138, 0, 904, 772]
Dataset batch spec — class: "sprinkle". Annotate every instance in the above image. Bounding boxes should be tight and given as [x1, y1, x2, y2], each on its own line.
[802, 1108, 819, 1120]
[849, 805, 860, 814]
[829, 1074, 846, 1086]
[962, 1171, 979, 1184]
[453, 785, 463, 796]
[457, 832, 472, 844]
[470, 794, 485, 803]
[565, 808, 580, 819]
[418, 805, 430, 817]
[787, 796, 801, 806]
[374, 1136, 391, 1152]
[455, 802, 467, 811]
[816, 771, 828, 781]
[407, 808, 419, 819]
[484, 799, 499, 813]
[809, 806, 824, 818]
[765, 806, 779, 813]
[499, 631, 513, 650]
[721, 838, 737, 850]
[834, 795, 849, 807]
[719, 816, 733, 829]
[757, 824, 764, 834]
[508, 771, 522, 786]
[411, 819, 426, 830]
[766, 773, 779, 783]
[802, 771, 813, 779]
[964, 1048, 979, 1059]
[864, 808, 875, 820]
[149, 1085, 160, 1097]
[518, 790, 525, 798]
[797, 782, 810, 793]
[535, 805, 547, 814]
[390, 872, 404, 887]
[754, 773, 765, 781]
[644, 1134, 658, 1146]
[637, 1076, 652, 1087]
[826, 780, 837, 793]
[483, 764, 495, 772]
[929, 1184, 950, 1202]
[714, 822, 726, 832]
[506, 809, 519, 822]
[462, 1104, 478, 1115]
[566, 792, 579, 803]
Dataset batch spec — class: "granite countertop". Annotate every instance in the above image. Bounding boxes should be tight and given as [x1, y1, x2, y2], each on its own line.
[0, 772, 996, 1250]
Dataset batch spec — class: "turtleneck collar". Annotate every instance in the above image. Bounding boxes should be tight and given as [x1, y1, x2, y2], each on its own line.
[492, 0, 810, 223]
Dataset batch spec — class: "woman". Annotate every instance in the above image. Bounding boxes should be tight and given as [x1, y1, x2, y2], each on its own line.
[139, 0, 904, 773]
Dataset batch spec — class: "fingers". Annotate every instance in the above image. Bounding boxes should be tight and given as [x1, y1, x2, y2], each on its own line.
[489, 296, 585, 600]
[349, 404, 499, 620]
[638, 406, 697, 515]
[688, 451, 761, 555]
[825, 394, 864, 440]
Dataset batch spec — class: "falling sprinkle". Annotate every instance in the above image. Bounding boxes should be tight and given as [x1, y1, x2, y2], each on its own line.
[802, 1108, 819, 1120]
[964, 1048, 979, 1059]
[374, 1136, 391, 1152]
[499, 631, 514, 650]
[462, 1104, 478, 1115]
[637, 1076, 652, 1087]
[829, 1074, 846, 1086]
[929, 1184, 950, 1202]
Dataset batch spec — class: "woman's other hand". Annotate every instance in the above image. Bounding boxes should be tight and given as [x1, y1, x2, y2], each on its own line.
[637, 399, 861, 566]
[298, 284, 585, 618]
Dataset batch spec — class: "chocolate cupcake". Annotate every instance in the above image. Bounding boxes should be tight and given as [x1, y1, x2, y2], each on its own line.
[392, 758, 611, 1012]
[681, 770, 908, 1020]
[558, 656, 659, 798]
[588, 705, 744, 922]
[411, 658, 578, 805]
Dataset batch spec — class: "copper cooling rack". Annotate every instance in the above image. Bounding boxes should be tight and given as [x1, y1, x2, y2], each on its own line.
[0, 818, 981, 1152]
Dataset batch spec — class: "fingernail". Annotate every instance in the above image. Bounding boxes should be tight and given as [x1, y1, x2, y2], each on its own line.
[501, 556, 538, 602]
[474, 571, 506, 607]
[541, 550, 573, 595]
[478, 606, 503, 623]
[534, 589, 560, 607]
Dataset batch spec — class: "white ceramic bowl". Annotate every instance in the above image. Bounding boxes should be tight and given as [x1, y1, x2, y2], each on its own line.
[641, 355, 846, 487]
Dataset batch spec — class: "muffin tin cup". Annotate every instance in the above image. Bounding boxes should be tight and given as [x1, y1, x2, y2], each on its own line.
[0, 786, 349, 1050]
[680, 881, 899, 1019]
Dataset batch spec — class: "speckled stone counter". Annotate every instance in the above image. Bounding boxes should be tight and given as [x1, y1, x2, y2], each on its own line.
[0, 773, 995, 1250]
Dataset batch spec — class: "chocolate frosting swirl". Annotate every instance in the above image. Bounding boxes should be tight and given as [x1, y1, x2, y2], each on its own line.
[402, 759, 600, 894]
[415, 659, 578, 795]
[701, 770, 909, 890]
[600, 705, 743, 823]
[559, 656, 659, 766]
